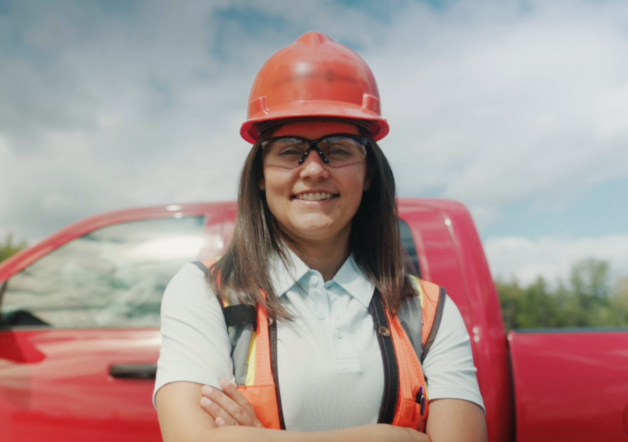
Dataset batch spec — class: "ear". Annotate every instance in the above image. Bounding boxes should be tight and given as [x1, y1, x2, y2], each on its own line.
[259, 177, 265, 191]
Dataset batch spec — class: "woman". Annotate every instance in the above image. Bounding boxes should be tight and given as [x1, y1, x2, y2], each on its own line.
[154, 32, 487, 442]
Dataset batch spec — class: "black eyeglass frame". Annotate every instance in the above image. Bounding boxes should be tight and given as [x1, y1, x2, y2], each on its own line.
[261, 133, 369, 166]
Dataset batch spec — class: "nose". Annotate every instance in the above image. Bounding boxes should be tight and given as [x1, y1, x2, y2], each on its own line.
[299, 150, 330, 180]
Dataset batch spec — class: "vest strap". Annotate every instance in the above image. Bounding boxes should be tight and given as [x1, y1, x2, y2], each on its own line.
[269, 321, 286, 429]
[369, 290, 400, 425]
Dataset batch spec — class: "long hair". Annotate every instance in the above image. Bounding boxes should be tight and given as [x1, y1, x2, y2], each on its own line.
[207, 122, 416, 320]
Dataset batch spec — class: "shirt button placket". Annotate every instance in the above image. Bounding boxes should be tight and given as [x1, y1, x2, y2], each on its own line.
[308, 273, 328, 321]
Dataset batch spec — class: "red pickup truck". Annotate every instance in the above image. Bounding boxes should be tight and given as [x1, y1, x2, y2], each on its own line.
[1, 198, 627, 442]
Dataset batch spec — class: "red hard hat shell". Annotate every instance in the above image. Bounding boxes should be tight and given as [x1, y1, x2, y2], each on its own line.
[240, 32, 390, 143]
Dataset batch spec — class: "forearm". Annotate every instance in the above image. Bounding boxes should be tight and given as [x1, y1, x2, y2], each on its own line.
[186, 424, 429, 442]
[158, 382, 430, 442]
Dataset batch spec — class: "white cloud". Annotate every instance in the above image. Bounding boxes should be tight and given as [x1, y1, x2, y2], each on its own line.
[369, 0, 628, 225]
[1, 0, 628, 268]
[0, 0, 392, 241]
[0, 0, 250, 240]
[485, 234, 628, 285]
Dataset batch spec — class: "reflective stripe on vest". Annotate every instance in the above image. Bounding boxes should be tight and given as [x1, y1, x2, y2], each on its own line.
[200, 260, 445, 432]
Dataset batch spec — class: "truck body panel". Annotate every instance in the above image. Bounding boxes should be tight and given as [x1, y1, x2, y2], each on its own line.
[0, 199, 624, 441]
[0, 328, 161, 441]
[397, 199, 513, 441]
[0, 203, 230, 442]
[509, 330, 628, 441]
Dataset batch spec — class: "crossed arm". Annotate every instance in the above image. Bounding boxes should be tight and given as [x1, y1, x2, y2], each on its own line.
[155, 380, 487, 442]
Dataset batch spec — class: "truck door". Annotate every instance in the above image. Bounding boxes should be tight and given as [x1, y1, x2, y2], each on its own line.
[0, 216, 207, 442]
[509, 330, 628, 442]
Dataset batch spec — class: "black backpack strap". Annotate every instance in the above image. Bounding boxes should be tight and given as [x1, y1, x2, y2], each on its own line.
[369, 289, 400, 425]
[192, 260, 257, 328]
[223, 304, 257, 328]
[192, 260, 209, 274]
[192, 261, 257, 385]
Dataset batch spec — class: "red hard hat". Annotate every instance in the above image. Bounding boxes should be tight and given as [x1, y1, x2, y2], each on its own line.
[240, 32, 390, 144]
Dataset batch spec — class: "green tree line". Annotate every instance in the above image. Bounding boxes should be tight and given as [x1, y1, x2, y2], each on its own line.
[498, 258, 628, 330]
[0, 234, 28, 263]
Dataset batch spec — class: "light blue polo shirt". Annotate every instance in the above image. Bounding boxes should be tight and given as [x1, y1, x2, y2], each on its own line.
[154, 248, 484, 431]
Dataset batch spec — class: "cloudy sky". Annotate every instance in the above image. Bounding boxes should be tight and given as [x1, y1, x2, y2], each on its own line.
[1, 0, 627, 284]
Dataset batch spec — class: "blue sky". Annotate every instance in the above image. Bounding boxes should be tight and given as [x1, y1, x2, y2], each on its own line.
[1, 0, 627, 283]
[485, 176, 628, 237]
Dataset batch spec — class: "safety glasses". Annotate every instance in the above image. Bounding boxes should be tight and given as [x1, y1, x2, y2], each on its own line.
[261, 133, 368, 169]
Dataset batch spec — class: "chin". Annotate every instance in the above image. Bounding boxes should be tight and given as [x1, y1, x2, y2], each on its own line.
[288, 218, 336, 238]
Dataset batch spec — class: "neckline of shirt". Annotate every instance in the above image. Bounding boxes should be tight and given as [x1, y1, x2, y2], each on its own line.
[268, 245, 375, 309]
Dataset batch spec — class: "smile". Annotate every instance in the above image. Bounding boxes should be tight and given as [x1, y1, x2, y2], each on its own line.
[293, 192, 338, 201]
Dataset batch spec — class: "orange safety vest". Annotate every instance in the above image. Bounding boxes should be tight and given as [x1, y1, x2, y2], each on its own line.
[198, 259, 445, 432]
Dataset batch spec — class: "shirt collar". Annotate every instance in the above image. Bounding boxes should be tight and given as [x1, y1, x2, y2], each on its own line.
[331, 256, 375, 309]
[267, 246, 311, 298]
[268, 246, 375, 309]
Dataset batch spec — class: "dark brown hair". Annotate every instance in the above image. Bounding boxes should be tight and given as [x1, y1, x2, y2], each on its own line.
[207, 121, 416, 320]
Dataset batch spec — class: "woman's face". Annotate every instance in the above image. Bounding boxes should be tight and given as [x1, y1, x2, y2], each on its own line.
[260, 120, 371, 246]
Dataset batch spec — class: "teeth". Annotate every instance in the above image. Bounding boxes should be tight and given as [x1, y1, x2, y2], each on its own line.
[296, 192, 334, 201]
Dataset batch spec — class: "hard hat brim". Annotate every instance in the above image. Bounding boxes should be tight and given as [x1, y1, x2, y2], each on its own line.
[240, 101, 390, 144]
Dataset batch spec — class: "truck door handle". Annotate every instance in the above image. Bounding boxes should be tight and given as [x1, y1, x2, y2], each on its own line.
[109, 364, 157, 379]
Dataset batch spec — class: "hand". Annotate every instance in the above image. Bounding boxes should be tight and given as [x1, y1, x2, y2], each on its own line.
[200, 379, 264, 428]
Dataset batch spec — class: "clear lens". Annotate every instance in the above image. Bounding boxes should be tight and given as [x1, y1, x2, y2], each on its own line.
[263, 135, 366, 169]
[318, 136, 365, 163]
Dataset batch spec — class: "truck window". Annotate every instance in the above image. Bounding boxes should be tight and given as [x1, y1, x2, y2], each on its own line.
[0, 216, 205, 329]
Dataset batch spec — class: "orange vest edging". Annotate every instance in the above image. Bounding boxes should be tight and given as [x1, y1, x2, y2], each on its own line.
[238, 299, 283, 429]
[402, 278, 442, 431]
[203, 259, 283, 429]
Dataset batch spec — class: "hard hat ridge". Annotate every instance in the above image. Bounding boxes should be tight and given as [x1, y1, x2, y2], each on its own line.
[240, 32, 390, 143]
[296, 31, 333, 47]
